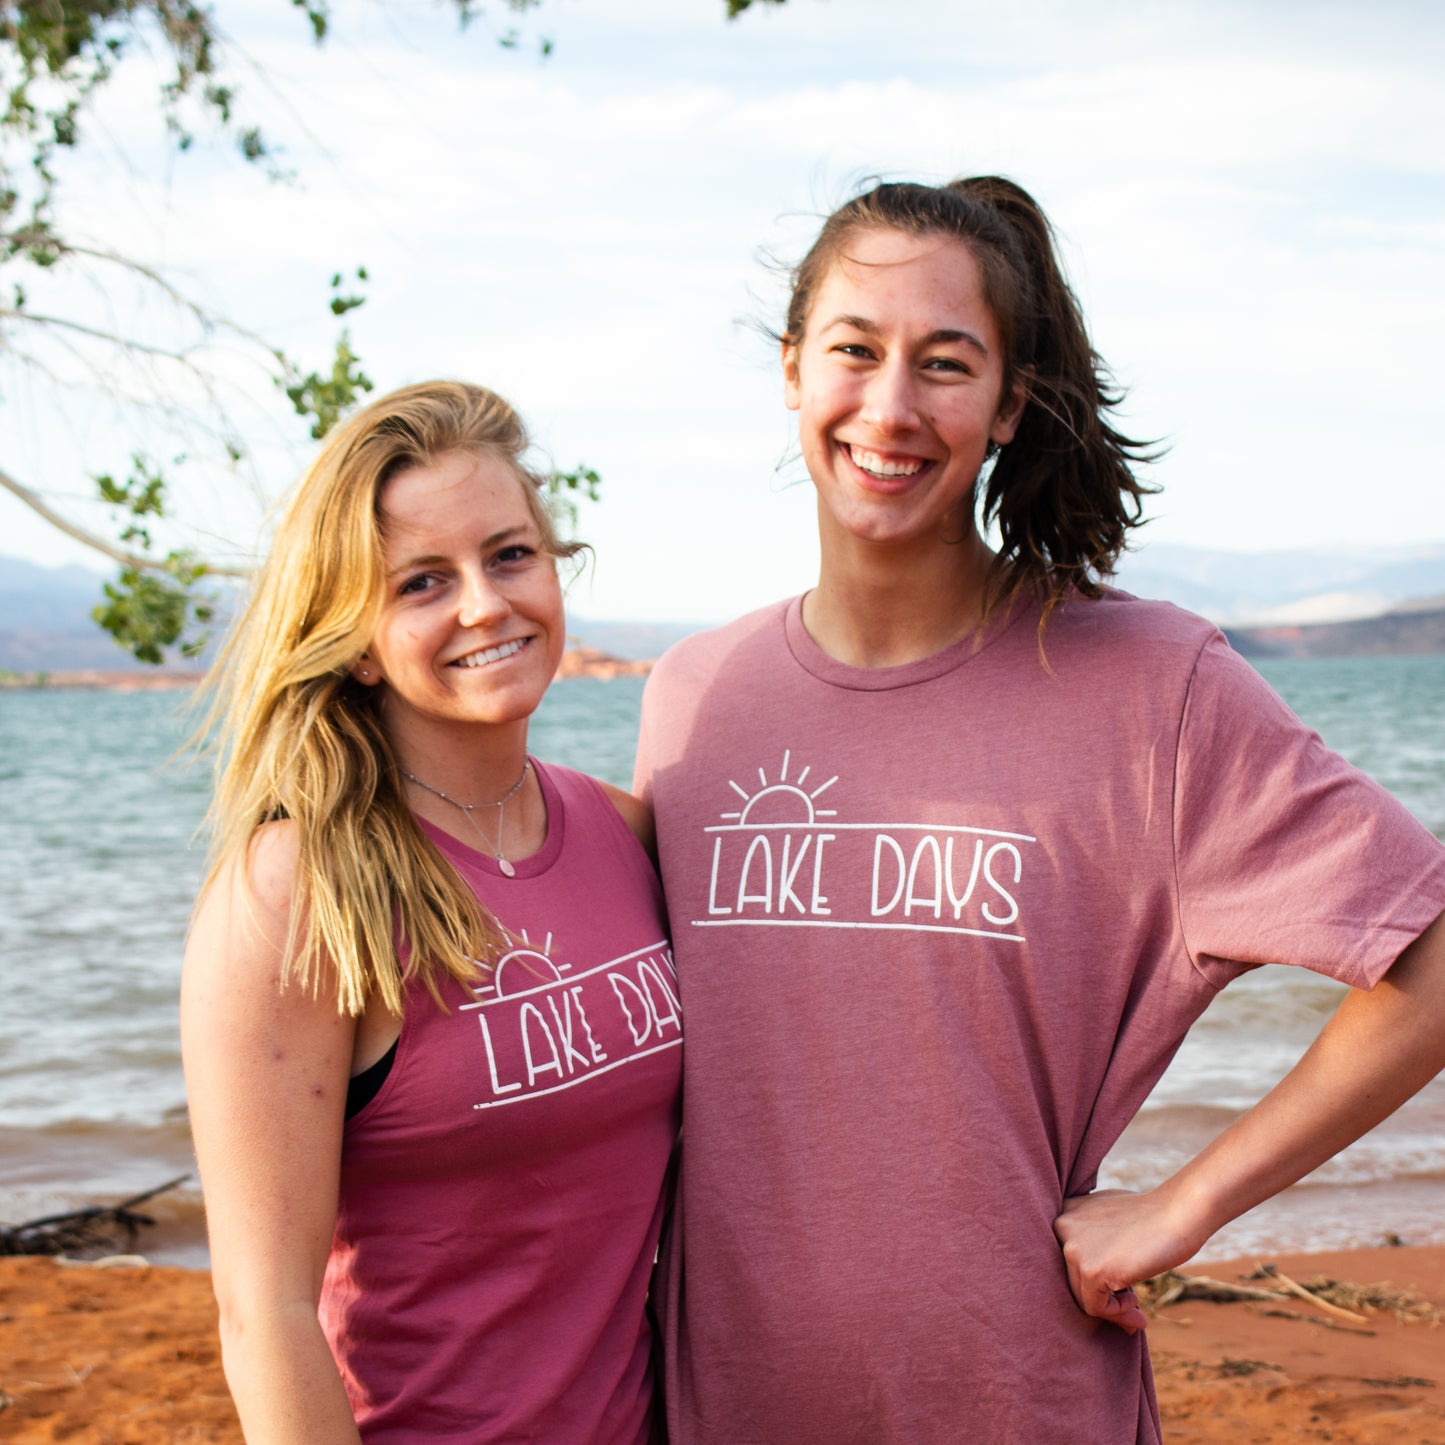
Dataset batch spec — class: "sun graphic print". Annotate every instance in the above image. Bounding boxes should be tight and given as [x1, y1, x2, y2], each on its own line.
[471, 928, 570, 1001]
[459, 924, 680, 1109]
[696, 751, 1038, 941]
[720, 750, 839, 828]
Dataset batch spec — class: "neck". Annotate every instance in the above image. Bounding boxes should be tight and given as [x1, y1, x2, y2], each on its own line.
[392, 726, 545, 869]
[804, 515, 998, 668]
[381, 709, 532, 805]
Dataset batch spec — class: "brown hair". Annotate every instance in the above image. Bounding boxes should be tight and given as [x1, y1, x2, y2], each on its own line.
[194, 380, 585, 1015]
[784, 176, 1159, 624]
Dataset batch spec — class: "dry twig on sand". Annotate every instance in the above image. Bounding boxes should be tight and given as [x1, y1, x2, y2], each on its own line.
[1138, 1261, 1441, 1330]
[0, 1176, 190, 1258]
[1249, 1264, 1371, 1323]
[1247, 1265, 1443, 1327]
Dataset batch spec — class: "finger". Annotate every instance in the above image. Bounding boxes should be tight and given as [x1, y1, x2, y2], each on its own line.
[1094, 1286, 1147, 1335]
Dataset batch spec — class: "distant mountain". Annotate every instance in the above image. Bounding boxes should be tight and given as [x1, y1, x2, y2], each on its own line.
[0, 557, 160, 671]
[0, 555, 710, 670]
[5, 544, 1444, 670]
[1224, 604, 1445, 659]
[0, 555, 113, 632]
[564, 618, 708, 661]
[1111, 541, 1445, 625]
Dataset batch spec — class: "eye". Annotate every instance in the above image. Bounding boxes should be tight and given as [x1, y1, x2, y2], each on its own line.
[492, 543, 539, 570]
[923, 356, 972, 375]
[397, 571, 439, 597]
[830, 341, 876, 361]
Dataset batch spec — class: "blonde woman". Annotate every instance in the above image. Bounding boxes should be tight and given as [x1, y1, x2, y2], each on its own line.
[183, 382, 681, 1443]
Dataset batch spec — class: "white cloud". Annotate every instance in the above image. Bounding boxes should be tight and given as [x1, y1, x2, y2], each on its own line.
[4, 0, 1443, 615]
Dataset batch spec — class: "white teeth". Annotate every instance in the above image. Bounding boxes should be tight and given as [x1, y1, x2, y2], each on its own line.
[848, 445, 925, 479]
[454, 638, 527, 668]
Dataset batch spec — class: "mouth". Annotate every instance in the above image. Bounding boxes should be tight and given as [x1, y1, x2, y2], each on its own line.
[845, 444, 930, 481]
[451, 637, 531, 669]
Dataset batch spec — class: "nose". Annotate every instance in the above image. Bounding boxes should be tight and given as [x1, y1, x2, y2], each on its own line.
[859, 357, 920, 435]
[457, 567, 510, 629]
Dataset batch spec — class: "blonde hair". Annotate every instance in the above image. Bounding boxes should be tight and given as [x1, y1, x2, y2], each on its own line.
[195, 380, 584, 1015]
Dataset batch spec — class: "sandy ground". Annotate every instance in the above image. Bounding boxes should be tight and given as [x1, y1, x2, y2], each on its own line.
[1, 1246, 1442, 1442]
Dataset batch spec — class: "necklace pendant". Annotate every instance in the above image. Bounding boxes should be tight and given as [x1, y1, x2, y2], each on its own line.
[497, 858, 516, 878]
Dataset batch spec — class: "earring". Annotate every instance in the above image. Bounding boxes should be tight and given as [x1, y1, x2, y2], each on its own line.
[985, 441, 1002, 461]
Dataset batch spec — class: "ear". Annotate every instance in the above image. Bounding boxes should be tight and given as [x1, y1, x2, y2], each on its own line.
[351, 653, 383, 686]
[781, 337, 802, 413]
[990, 374, 1029, 446]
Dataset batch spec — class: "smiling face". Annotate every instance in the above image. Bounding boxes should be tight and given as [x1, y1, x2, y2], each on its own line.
[356, 449, 564, 756]
[783, 227, 1027, 557]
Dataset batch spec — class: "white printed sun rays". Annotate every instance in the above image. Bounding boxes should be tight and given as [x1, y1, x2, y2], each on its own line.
[721, 750, 838, 827]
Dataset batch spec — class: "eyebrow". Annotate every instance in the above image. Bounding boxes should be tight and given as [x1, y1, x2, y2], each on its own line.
[384, 523, 532, 578]
[822, 313, 990, 358]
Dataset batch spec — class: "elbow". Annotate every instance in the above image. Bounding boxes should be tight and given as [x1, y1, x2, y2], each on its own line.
[211, 1278, 327, 1367]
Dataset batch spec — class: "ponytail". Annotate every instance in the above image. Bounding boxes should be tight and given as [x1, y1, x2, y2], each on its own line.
[784, 177, 1159, 626]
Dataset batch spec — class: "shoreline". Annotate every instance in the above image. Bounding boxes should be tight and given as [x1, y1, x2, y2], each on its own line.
[8, 1155, 1443, 1276]
[0, 667, 204, 691]
[2, 1243, 1441, 1441]
[0, 648, 656, 692]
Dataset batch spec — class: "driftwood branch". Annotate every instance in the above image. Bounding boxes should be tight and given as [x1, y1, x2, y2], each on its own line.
[0, 1175, 191, 1257]
[1255, 1263, 1371, 1324]
[1140, 1270, 1329, 1313]
[1140, 1272, 1286, 1310]
[0, 462, 249, 577]
[1257, 1306, 1377, 1336]
[1140, 1261, 1441, 1329]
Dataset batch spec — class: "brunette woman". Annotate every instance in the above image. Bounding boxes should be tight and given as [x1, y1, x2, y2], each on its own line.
[635, 178, 1445, 1443]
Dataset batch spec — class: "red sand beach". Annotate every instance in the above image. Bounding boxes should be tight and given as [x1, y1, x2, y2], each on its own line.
[1, 1245, 1442, 1442]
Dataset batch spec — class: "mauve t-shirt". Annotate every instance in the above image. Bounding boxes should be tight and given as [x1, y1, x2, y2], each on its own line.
[635, 591, 1445, 1445]
[320, 760, 681, 1443]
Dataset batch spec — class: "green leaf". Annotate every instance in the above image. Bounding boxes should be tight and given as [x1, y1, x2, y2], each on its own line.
[327, 266, 367, 315]
[90, 550, 212, 665]
[281, 329, 374, 439]
[544, 463, 602, 536]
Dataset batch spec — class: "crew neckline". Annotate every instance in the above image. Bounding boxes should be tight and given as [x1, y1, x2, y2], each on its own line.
[415, 756, 564, 880]
[782, 593, 1031, 691]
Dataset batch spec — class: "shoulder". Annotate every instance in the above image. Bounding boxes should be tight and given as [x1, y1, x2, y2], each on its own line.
[242, 818, 303, 916]
[596, 780, 657, 858]
[536, 761, 657, 857]
[1071, 586, 1219, 645]
[192, 818, 299, 931]
[1045, 587, 1223, 675]
[1082, 593, 1294, 721]
[645, 599, 794, 697]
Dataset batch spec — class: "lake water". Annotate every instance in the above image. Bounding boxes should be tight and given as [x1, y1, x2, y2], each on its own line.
[2, 656, 1443, 1266]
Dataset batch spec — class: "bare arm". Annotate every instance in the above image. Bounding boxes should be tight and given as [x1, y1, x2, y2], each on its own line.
[1054, 910, 1445, 1334]
[181, 823, 363, 1443]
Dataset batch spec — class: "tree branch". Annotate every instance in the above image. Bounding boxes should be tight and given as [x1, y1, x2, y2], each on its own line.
[0, 460, 249, 577]
[3, 230, 286, 357]
[1, 307, 213, 363]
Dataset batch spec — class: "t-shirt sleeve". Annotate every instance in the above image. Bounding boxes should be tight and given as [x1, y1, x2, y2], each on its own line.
[1174, 634, 1445, 990]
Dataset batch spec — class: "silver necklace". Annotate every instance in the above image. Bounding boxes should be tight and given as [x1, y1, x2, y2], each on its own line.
[403, 759, 530, 877]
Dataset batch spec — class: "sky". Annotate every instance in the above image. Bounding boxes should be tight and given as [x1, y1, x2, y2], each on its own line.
[2, 0, 1443, 624]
